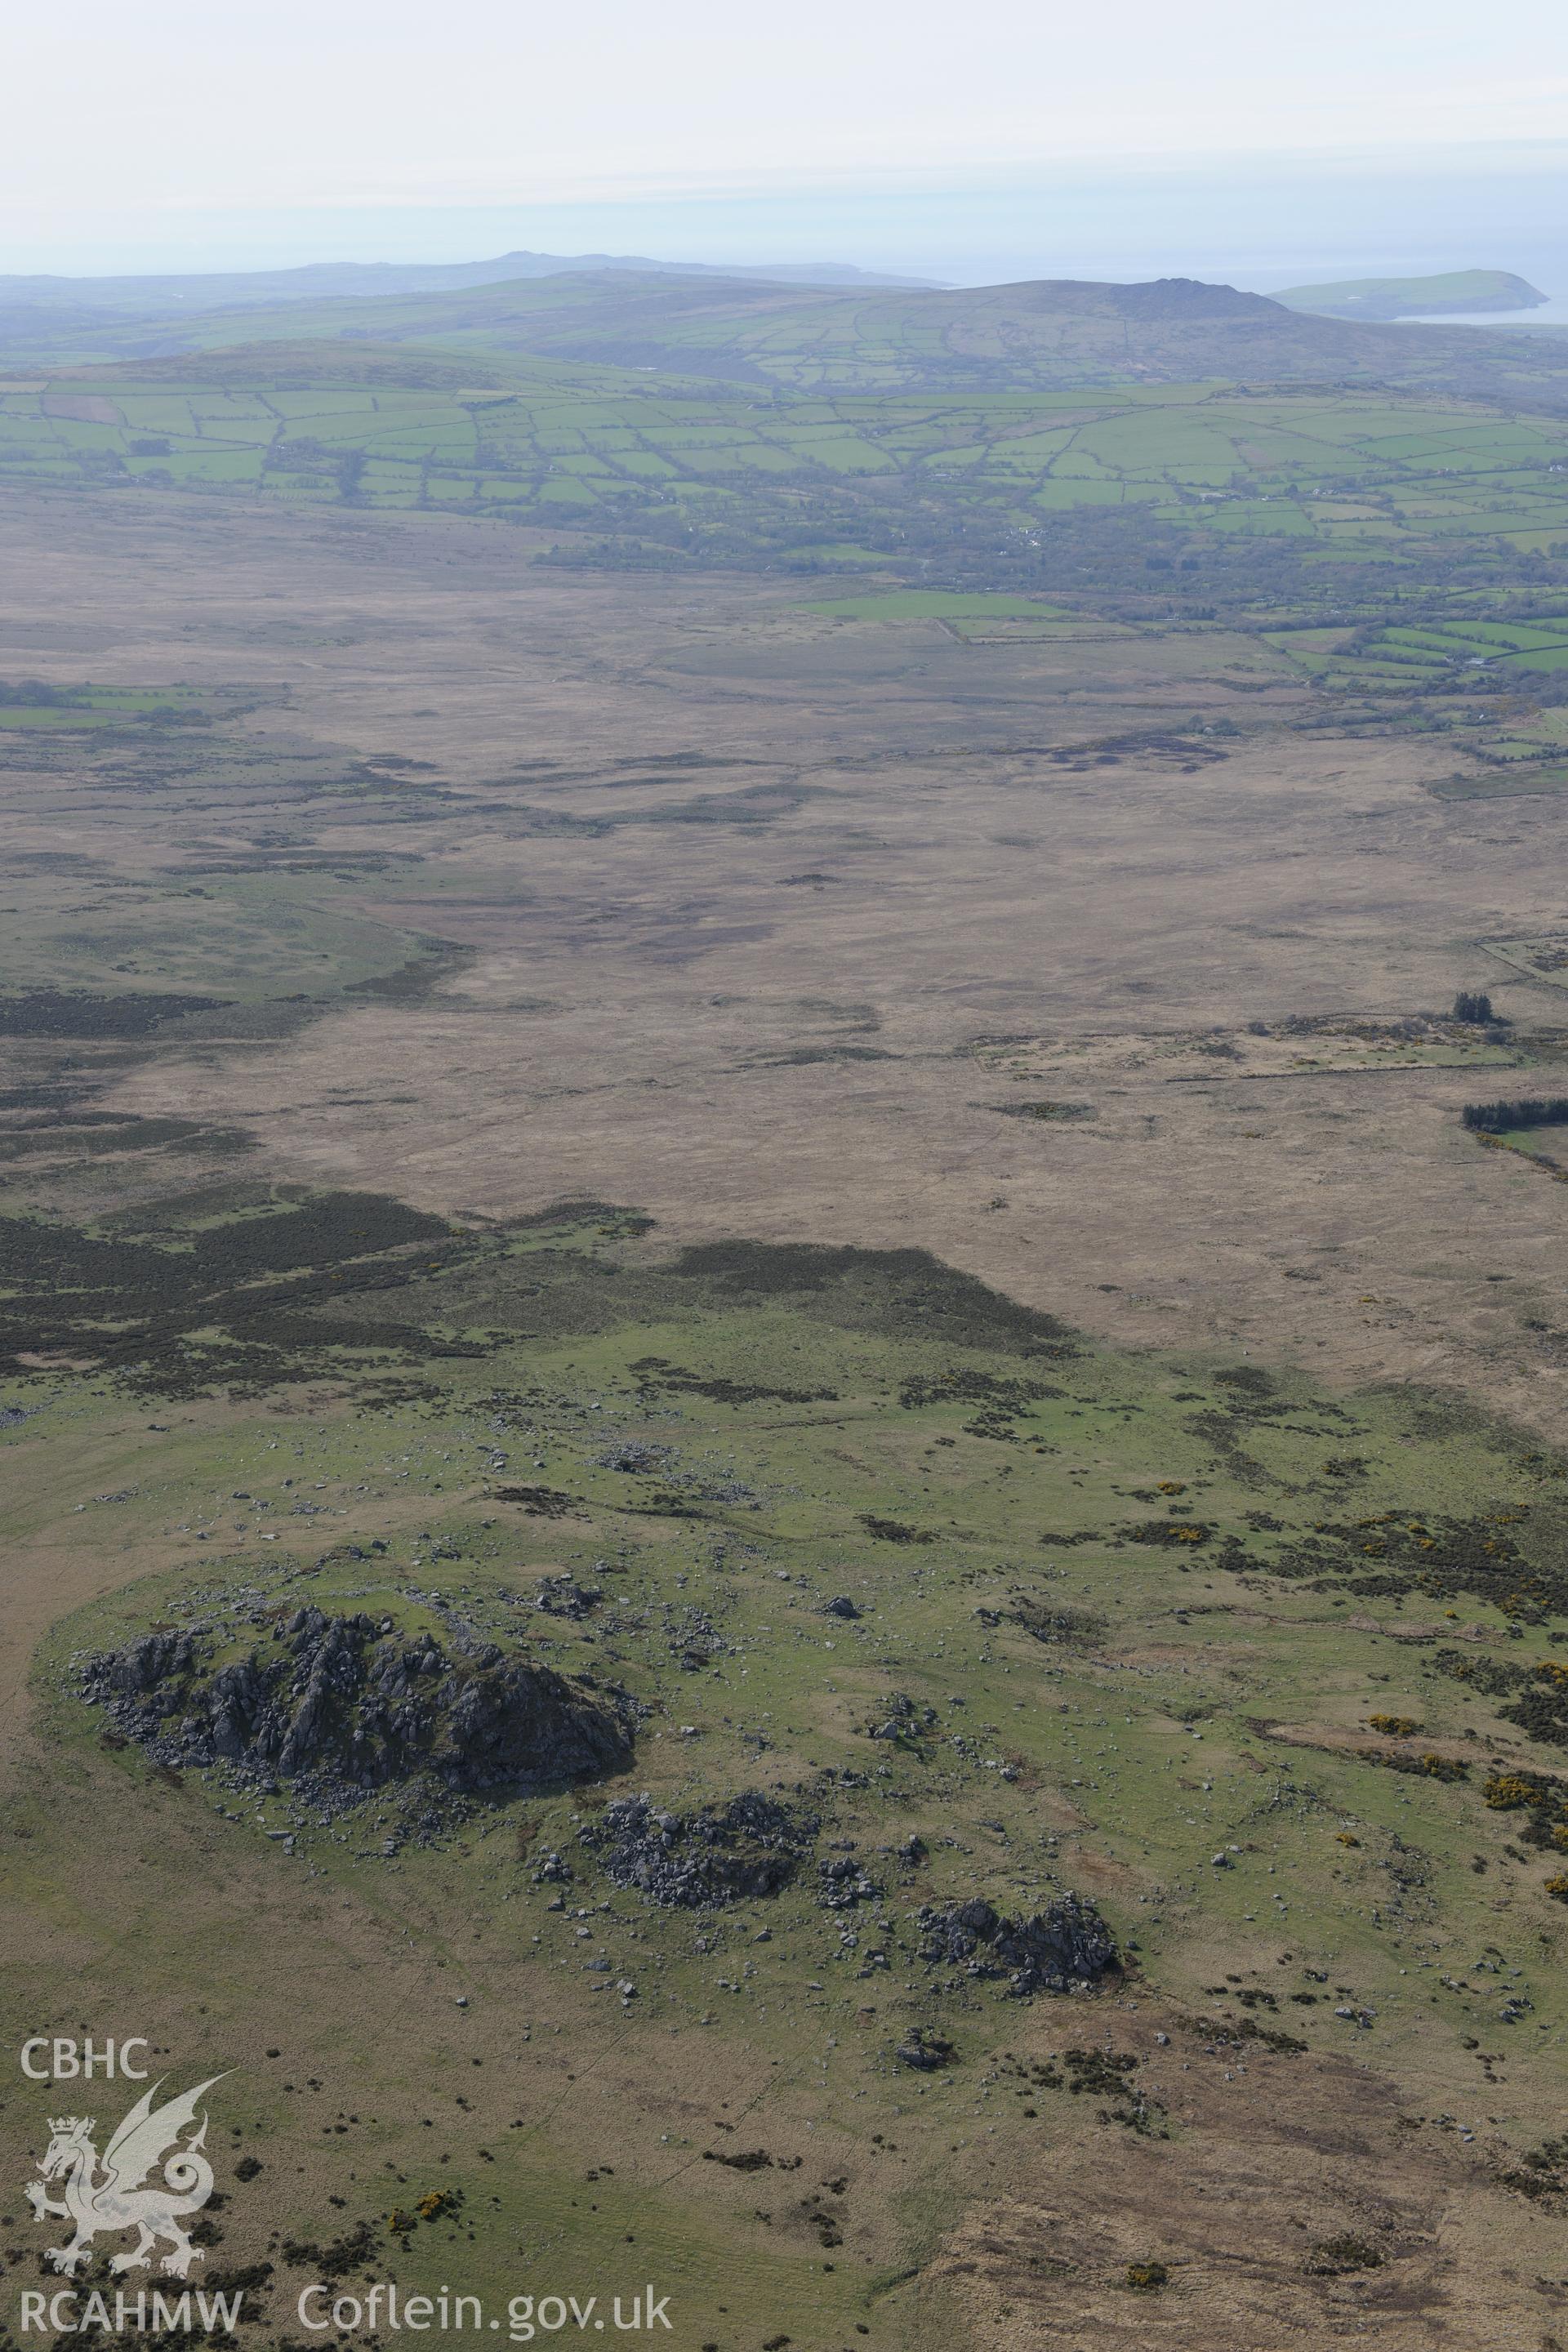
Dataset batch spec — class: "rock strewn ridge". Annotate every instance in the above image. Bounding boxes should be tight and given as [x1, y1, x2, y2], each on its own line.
[82, 1606, 634, 1798]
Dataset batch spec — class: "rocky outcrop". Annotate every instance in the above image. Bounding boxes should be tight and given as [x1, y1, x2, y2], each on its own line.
[895, 2026, 956, 2072]
[866, 1691, 937, 1742]
[918, 1894, 1116, 1995]
[581, 1790, 814, 1907]
[817, 1851, 881, 1909]
[82, 1606, 633, 1802]
[532, 1575, 602, 1619]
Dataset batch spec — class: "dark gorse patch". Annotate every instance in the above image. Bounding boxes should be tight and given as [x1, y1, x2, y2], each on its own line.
[0, 1189, 466, 1397]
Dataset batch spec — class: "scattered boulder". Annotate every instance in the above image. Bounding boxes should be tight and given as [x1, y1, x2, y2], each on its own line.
[823, 1597, 860, 1620]
[895, 2027, 956, 2072]
[1007, 1600, 1107, 1646]
[866, 1692, 938, 1742]
[492, 1486, 577, 1517]
[918, 1893, 1116, 1995]
[581, 1790, 815, 1907]
[818, 1851, 881, 1909]
[596, 1443, 670, 1475]
[533, 1575, 602, 1619]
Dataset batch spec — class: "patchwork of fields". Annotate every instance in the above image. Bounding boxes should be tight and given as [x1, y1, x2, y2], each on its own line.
[6, 369, 1568, 555]
[1267, 612, 1568, 689]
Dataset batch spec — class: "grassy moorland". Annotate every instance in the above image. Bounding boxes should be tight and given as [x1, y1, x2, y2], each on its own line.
[7, 263, 1568, 2350]
[8, 1198, 1568, 2347]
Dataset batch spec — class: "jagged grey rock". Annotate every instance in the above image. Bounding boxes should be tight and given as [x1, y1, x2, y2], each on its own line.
[918, 1893, 1116, 1995]
[581, 1790, 815, 1907]
[82, 1606, 633, 1805]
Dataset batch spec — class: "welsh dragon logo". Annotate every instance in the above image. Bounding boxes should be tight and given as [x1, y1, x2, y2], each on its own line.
[26, 2077, 225, 2278]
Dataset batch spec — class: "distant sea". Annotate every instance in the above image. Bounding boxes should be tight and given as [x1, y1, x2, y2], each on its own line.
[1401, 298, 1568, 328]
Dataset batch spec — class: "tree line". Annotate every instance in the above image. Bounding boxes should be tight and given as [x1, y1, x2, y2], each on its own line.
[1462, 1097, 1568, 1133]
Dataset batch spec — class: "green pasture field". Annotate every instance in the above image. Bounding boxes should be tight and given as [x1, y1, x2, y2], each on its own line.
[1472, 711, 1568, 765]
[1428, 768, 1568, 800]
[0, 684, 210, 728]
[0, 868, 440, 1001]
[1288, 1039, 1522, 1069]
[1490, 1124, 1568, 1163]
[1267, 607, 1568, 695]
[1484, 934, 1568, 985]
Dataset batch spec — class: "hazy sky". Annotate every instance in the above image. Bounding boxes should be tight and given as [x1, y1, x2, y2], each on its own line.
[13, 0, 1567, 207]
[6, 0, 1566, 276]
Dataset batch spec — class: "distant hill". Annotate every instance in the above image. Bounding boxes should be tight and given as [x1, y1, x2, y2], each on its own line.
[6, 267, 1568, 409]
[0, 248, 937, 327]
[1274, 268, 1548, 320]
